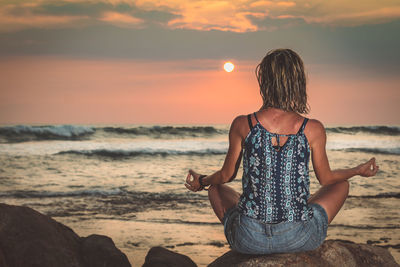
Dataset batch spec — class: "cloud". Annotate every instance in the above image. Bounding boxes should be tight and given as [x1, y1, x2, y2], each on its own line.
[138, 0, 400, 31]
[298, 6, 400, 27]
[1, 0, 399, 33]
[281, 1, 400, 27]
[166, 1, 261, 32]
[0, 4, 89, 32]
[99, 11, 143, 27]
[250, 1, 296, 8]
[0, 1, 180, 32]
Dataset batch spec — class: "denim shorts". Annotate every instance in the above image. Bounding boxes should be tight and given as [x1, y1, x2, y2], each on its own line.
[223, 203, 328, 254]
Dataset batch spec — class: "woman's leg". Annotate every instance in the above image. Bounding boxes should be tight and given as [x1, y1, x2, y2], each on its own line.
[308, 180, 349, 224]
[208, 184, 241, 223]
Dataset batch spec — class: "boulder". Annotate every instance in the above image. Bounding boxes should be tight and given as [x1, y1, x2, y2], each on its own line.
[81, 234, 131, 267]
[208, 240, 399, 267]
[143, 246, 197, 267]
[0, 203, 131, 267]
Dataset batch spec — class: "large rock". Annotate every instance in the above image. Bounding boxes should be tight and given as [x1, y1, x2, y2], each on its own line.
[143, 247, 197, 267]
[81, 234, 132, 267]
[208, 240, 399, 267]
[0, 203, 131, 267]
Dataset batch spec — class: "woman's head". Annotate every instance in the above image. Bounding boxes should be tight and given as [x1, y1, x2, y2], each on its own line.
[256, 48, 308, 114]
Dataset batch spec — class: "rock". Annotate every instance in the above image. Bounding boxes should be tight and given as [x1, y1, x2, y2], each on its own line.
[208, 240, 399, 267]
[143, 246, 197, 267]
[0, 203, 131, 267]
[0, 249, 8, 267]
[81, 234, 131, 267]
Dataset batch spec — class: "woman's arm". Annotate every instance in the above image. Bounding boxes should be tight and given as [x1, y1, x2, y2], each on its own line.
[185, 116, 246, 192]
[307, 119, 379, 186]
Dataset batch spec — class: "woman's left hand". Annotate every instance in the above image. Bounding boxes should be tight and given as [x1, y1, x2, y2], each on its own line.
[185, 169, 203, 192]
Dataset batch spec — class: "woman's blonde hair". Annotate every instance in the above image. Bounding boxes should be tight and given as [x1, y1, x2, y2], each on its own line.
[256, 48, 309, 114]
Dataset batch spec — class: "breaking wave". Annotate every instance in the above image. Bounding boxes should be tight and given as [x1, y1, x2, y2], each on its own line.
[0, 125, 225, 142]
[326, 126, 400, 136]
[101, 125, 223, 137]
[2, 124, 398, 143]
[0, 125, 95, 142]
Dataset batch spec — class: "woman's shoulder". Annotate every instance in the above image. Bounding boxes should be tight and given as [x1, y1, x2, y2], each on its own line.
[231, 114, 249, 124]
[230, 114, 252, 139]
[304, 118, 327, 146]
[305, 118, 325, 131]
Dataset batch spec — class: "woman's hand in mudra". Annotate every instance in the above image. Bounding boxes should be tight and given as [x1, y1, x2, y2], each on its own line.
[185, 169, 203, 192]
[357, 157, 379, 177]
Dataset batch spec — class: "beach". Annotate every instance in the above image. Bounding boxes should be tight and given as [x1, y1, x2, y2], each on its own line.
[0, 124, 399, 266]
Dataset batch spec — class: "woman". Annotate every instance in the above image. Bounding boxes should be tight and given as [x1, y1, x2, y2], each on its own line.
[184, 48, 379, 254]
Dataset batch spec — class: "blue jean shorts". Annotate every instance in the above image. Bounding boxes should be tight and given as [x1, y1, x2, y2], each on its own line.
[223, 203, 328, 254]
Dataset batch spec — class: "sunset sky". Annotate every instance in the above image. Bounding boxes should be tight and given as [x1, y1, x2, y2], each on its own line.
[0, 0, 399, 125]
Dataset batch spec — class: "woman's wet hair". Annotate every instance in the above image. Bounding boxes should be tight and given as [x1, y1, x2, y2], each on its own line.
[256, 48, 309, 114]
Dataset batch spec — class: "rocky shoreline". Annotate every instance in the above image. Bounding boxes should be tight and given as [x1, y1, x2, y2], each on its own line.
[0, 203, 398, 267]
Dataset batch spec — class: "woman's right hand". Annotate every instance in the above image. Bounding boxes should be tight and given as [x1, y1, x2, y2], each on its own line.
[356, 158, 379, 177]
[184, 169, 203, 192]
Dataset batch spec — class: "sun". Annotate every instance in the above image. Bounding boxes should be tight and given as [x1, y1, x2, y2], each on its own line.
[223, 62, 234, 72]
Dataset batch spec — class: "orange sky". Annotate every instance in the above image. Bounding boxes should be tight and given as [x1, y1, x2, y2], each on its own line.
[0, 56, 398, 125]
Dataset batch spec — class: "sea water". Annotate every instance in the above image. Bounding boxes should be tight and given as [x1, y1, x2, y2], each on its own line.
[0, 124, 399, 266]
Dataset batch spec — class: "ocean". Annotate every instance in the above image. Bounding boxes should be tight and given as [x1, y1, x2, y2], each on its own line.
[0, 123, 399, 266]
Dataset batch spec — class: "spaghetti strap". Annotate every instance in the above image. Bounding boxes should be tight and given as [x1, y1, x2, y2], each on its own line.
[253, 112, 260, 123]
[247, 114, 253, 130]
[297, 118, 309, 134]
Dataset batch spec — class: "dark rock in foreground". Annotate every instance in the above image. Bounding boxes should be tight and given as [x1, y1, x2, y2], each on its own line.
[2, 202, 398, 267]
[81, 234, 131, 267]
[0, 203, 131, 267]
[208, 239, 399, 267]
[143, 246, 197, 267]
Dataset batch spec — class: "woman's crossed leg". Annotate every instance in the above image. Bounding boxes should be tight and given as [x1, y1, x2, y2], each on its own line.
[208, 181, 350, 225]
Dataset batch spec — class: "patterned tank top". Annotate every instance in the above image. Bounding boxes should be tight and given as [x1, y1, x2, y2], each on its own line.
[237, 112, 313, 223]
